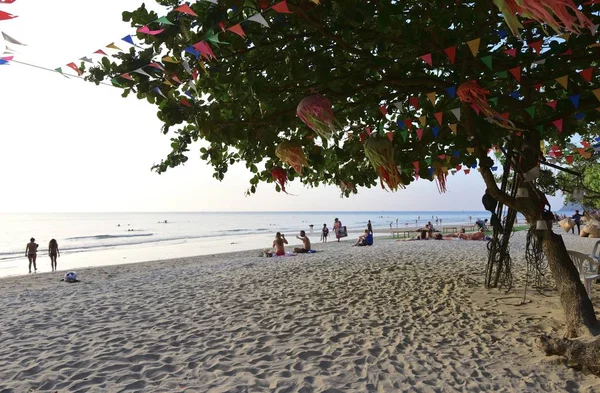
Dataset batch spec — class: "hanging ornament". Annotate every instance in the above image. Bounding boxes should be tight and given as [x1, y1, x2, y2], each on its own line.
[270, 166, 289, 193]
[432, 162, 448, 193]
[296, 94, 338, 139]
[457, 81, 515, 129]
[364, 137, 404, 191]
[275, 141, 309, 175]
[339, 180, 356, 195]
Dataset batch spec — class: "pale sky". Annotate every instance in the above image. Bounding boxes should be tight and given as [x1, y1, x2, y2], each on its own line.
[0, 0, 564, 212]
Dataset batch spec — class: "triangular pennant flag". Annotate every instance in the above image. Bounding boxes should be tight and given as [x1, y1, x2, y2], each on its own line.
[593, 88, 600, 102]
[192, 41, 216, 60]
[480, 55, 493, 70]
[137, 25, 165, 35]
[579, 68, 594, 83]
[491, 166, 498, 171]
[448, 124, 457, 134]
[54, 67, 69, 78]
[445, 86, 456, 99]
[185, 46, 200, 59]
[508, 66, 521, 82]
[155, 16, 174, 25]
[464, 169, 470, 175]
[379, 105, 387, 116]
[393, 102, 403, 111]
[122, 35, 135, 46]
[163, 80, 174, 87]
[553, 119, 564, 132]
[400, 130, 408, 141]
[488, 97, 498, 106]
[420, 53, 433, 67]
[425, 157, 432, 166]
[228, 24, 246, 38]
[248, 13, 270, 28]
[438, 154, 446, 160]
[444, 46, 456, 64]
[153, 87, 167, 99]
[546, 100, 558, 110]
[591, 24, 599, 36]
[162, 56, 179, 63]
[555, 75, 568, 89]
[416, 129, 424, 141]
[413, 161, 420, 171]
[466, 147, 475, 154]
[525, 105, 535, 117]
[386, 131, 393, 142]
[432, 126, 440, 138]
[450, 108, 461, 121]
[149, 62, 165, 71]
[467, 38, 481, 57]
[365, 126, 372, 136]
[110, 78, 124, 88]
[536, 125, 544, 136]
[120, 73, 134, 81]
[397, 120, 405, 129]
[419, 116, 426, 126]
[570, 95, 581, 109]
[1, 32, 25, 46]
[574, 112, 585, 120]
[503, 48, 517, 57]
[559, 33, 570, 41]
[174, 4, 198, 17]
[0, 11, 17, 21]
[497, 70, 508, 79]
[180, 97, 192, 107]
[272, 0, 293, 13]
[427, 92, 436, 105]
[529, 40, 543, 54]
[134, 68, 153, 78]
[94, 49, 107, 55]
[79, 56, 93, 63]
[409, 97, 419, 109]
[434, 112, 443, 125]
[508, 91, 520, 100]
[404, 119, 412, 130]
[566, 155, 574, 164]
[66, 62, 83, 76]
[106, 43, 123, 51]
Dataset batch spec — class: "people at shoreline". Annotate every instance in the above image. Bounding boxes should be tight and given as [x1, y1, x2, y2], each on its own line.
[334, 218, 346, 242]
[294, 230, 311, 253]
[272, 232, 288, 256]
[321, 224, 329, 243]
[25, 238, 38, 273]
[367, 220, 373, 234]
[354, 229, 373, 246]
[48, 239, 60, 272]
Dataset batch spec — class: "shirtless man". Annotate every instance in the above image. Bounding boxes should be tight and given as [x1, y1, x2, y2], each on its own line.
[25, 237, 38, 273]
[294, 230, 311, 253]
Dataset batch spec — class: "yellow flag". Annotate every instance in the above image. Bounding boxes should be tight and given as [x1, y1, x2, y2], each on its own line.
[162, 80, 174, 87]
[419, 116, 426, 126]
[467, 38, 481, 57]
[593, 88, 600, 102]
[106, 43, 123, 51]
[555, 75, 569, 89]
[448, 124, 457, 134]
[199, 60, 209, 74]
[427, 92, 436, 106]
[466, 147, 475, 154]
[162, 56, 179, 63]
[558, 33, 570, 41]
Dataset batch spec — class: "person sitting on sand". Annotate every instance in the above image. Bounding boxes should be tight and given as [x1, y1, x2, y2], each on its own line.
[354, 229, 373, 246]
[294, 230, 311, 253]
[272, 232, 288, 256]
[458, 228, 485, 241]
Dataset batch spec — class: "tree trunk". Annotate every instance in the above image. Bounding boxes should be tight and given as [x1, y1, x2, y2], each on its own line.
[541, 230, 598, 338]
[537, 335, 600, 375]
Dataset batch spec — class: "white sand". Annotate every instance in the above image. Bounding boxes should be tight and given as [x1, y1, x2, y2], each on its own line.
[1, 231, 600, 392]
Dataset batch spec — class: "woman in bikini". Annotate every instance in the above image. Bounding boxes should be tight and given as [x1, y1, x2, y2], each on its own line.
[272, 232, 288, 256]
[48, 239, 60, 271]
[25, 238, 38, 273]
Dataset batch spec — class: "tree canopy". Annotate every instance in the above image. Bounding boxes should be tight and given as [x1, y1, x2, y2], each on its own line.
[86, 0, 599, 198]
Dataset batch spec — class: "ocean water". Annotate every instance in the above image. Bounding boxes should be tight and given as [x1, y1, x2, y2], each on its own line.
[0, 211, 497, 277]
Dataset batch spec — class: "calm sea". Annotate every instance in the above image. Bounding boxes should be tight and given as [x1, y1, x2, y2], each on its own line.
[0, 211, 500, 277]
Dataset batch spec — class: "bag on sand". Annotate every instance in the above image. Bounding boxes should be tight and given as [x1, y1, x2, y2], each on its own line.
[559, 218, 575, 232]
[587, 225, 600, 238]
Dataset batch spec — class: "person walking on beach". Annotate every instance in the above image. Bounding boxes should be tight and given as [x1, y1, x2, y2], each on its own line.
[571, 210, 583, 235]
[294, 230, 311, 253]
[25, 237, 38, 273]
[334, 218, 342, 242]
[367, 220, 373, 234]
[321, 224, 329, 242]
[272, 232, 288, 256]
[48, 239, 60, 271]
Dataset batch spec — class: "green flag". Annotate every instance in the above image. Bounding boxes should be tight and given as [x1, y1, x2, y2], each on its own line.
[525, 105, 536, 118]
[497, 71, 508, 79]
[155, 16, 174, 25]
[488, 97, 498, 106]
[480, 55, 493, 71]
[401, 130, 408, 141]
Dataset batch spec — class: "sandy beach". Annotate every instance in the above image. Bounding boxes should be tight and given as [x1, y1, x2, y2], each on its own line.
[1, 230, 600, 392]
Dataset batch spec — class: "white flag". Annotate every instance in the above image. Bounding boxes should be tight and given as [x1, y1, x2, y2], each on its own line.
[247, 13, 269, 28]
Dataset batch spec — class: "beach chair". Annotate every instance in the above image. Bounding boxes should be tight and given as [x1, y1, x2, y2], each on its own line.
[591, 240, 600, 263]
[567, 250, 600, 300]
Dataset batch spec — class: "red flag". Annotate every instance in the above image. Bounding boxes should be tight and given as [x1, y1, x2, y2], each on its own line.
[438, 154, 446, 160]
[413, 161, 420, 171]
[444, 47, 456, 64]
[503, 48, 517, 57]
[552, 119, 564, 132]
[174, 4, 198, 17]
[434, 112, 443, 125]
[66, 62, 83, 76]
[464, 169, 471, 175]
[272, 0, 293, 13]
[566, 155, 574, 164]
[120, 73, 134, 81]
[360, 132, 367, 143]
[218, 21, 226, 32]
[409, 97, 419, 109]
[534, 83, 542, 92]
[180, 98, 192, 107]
[0, 0, 17, 3]
[94, 49, 107, 55]
[455, 165, 462, 171]
[529, 40, 543, 54]
[366, 126, 372, 136]
[581, 140, 591, 148]
[387, 131, 393, 142]
[379, 106, 387, 116]
[546, 100, 557, 110]
[416, 128, 424, 140]
[508, 66, 521, 82]
[228, 24, 246, 38]
[0, 11, 17, 20]
[420, 53, 433, 67]
[258, 0, 269, 9]
[404, 119, 412, 130]
[192, 41, 216, 60]
[579, 68, 594, 83]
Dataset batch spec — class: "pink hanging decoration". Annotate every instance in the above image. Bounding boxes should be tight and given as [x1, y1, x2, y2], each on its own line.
[270, 167, 290, 194]
[457, 81, 514, 129]
[275, 141, 309, 175]
[296, 94, 338, 139]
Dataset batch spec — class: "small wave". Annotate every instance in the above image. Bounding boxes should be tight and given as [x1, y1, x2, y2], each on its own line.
[66, 233, 153, 241]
